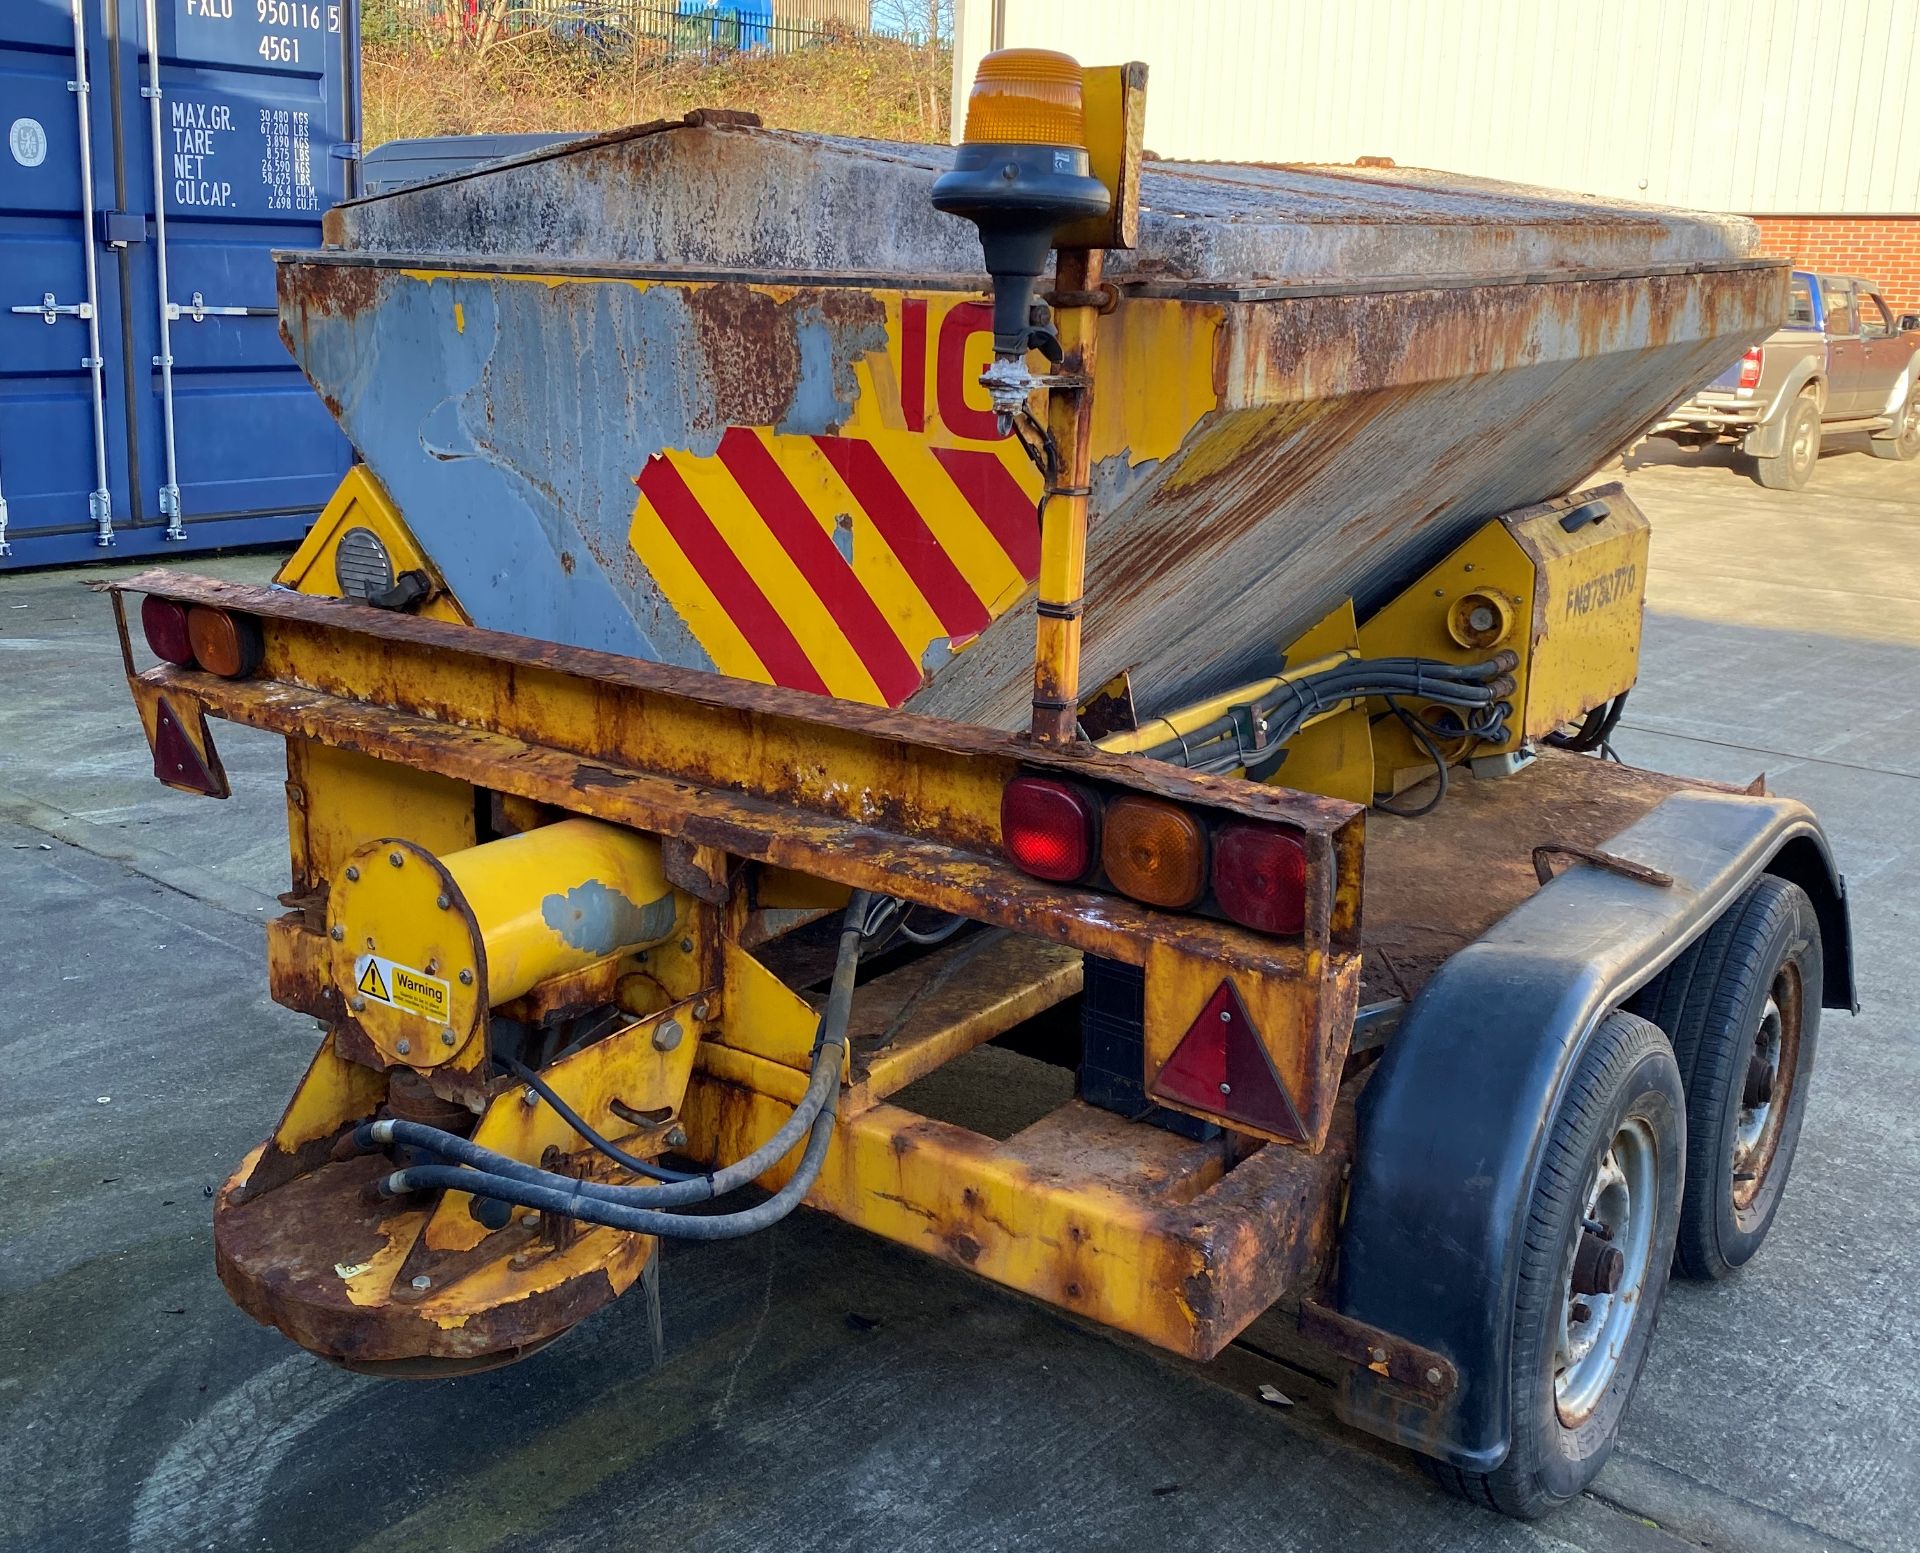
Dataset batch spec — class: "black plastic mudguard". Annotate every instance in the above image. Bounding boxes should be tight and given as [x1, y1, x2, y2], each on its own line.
[1333, 787, 1854, 1471]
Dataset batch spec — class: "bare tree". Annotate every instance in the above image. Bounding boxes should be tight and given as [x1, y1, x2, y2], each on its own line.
[872, 0, 952, 42]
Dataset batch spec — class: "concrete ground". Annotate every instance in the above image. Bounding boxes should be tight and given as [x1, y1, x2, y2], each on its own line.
[2, 431, 1916, 1553]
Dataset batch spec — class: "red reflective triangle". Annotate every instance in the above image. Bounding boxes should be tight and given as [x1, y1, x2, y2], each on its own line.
[152, 697, 227, 797]
[1150, 979, 1306, 1141]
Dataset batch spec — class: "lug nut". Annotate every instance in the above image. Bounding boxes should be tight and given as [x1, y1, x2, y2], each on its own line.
[1744, 1051, 1775, 1108]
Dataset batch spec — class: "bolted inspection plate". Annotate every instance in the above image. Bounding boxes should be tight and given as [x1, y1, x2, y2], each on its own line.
[325, 837, 488, 1069]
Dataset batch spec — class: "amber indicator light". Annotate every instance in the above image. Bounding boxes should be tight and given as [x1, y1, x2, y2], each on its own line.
[1101, 795, 1207, 909]
[185, 607, 264, 679]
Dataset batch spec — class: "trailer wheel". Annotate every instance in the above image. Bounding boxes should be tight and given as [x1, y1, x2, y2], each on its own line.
[1423, 1011, 1683, 1519]
[1753, 392, 1821, 490]
[1628, 876, 1821, 1280]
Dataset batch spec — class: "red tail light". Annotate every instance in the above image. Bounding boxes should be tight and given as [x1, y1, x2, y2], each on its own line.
[1001, 775, 1096, 883]
[1737, 348, 1762, 391]
[140, 596, 195, 666]
[1212, 821, 1308, 936]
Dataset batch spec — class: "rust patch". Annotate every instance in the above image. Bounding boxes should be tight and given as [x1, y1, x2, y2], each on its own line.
[215, 1151, 645, 1365]
[279, 259, 381, 321]
[684, 283, 800, 427]
[817, 287, 886, 331]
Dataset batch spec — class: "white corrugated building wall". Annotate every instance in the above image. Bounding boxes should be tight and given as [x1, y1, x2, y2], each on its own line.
[952, 0, 1920, 308]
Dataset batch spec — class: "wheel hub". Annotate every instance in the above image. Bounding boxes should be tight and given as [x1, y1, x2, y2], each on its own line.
[1732, 973, 1801, 1214]
[1556, 1119, 1657, 1425]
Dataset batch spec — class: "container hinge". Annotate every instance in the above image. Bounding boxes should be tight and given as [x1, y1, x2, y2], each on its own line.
[68, 78, 88, 96]
[166, 292, 265, 324]
[330, 141, 362, 161]
[0, 494, 11, 558]
[89, 488, 114, 548]
[12, 293, 94, 325]
[160, 484, 185, 540]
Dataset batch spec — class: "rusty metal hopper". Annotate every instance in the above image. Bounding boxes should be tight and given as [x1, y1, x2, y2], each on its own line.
[279, 115, 1780, 727]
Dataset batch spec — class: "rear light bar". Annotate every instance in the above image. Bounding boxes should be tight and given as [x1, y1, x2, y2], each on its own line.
[1000, 772, 1313, 936]
[139, 598, 263, 679]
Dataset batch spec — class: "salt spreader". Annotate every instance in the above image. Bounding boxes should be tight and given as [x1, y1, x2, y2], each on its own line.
[112, 53, 1853, 1519]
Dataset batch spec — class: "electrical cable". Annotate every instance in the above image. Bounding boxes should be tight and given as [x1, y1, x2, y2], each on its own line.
[894, 907, 970, 946]
[499, 1052, 697, 1182]
[1371, 696, 1451, 819]
[1546, 691, 1629, 753]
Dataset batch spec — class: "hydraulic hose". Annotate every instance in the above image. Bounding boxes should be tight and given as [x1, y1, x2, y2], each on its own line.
[359, 890, 872, 1218]
[1138, 652, 1516, 772]
[384, 1092, 838, 1241]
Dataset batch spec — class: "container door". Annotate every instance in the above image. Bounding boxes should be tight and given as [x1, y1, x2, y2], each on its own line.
[125, 0, 354, 551]
[0, 0, 354, 568]
[0, 0, 133, 561]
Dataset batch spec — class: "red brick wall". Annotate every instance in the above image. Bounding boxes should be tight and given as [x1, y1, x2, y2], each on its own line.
[1745, 216, 1920, 316]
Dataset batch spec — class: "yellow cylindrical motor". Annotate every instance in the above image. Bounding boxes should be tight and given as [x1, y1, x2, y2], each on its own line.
[326, 818, 679, 1067]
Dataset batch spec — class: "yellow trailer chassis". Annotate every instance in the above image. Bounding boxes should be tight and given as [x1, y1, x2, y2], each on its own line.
[114, 570, 1368, 1369]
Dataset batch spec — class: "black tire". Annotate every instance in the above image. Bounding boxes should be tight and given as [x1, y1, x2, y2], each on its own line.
[1868, 383, 1920, 460]
[1627, 876, 1822, 1281]
[1753, 392, 1821, 490]
[1423, 1012, 1684, 1519]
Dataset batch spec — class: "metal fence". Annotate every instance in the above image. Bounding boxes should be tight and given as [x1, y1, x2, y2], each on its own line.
[377, 1, 896, 59]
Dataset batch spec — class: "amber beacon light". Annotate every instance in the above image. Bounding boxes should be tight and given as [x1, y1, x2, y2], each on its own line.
[931, 49, 1111, 375]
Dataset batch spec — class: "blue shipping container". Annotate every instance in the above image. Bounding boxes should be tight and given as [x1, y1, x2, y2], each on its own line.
[0, 0, 359, 568]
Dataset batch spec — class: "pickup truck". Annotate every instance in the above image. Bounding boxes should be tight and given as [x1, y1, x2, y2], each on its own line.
[1654, 270, 1920, 489]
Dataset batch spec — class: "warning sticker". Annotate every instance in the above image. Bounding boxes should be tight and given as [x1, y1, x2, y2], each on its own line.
[352, 954, 451, 1022]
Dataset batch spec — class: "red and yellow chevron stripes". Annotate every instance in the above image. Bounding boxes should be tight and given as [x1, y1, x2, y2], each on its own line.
[631, 427, 1040, 705]
[628, 293, 1045, 707]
